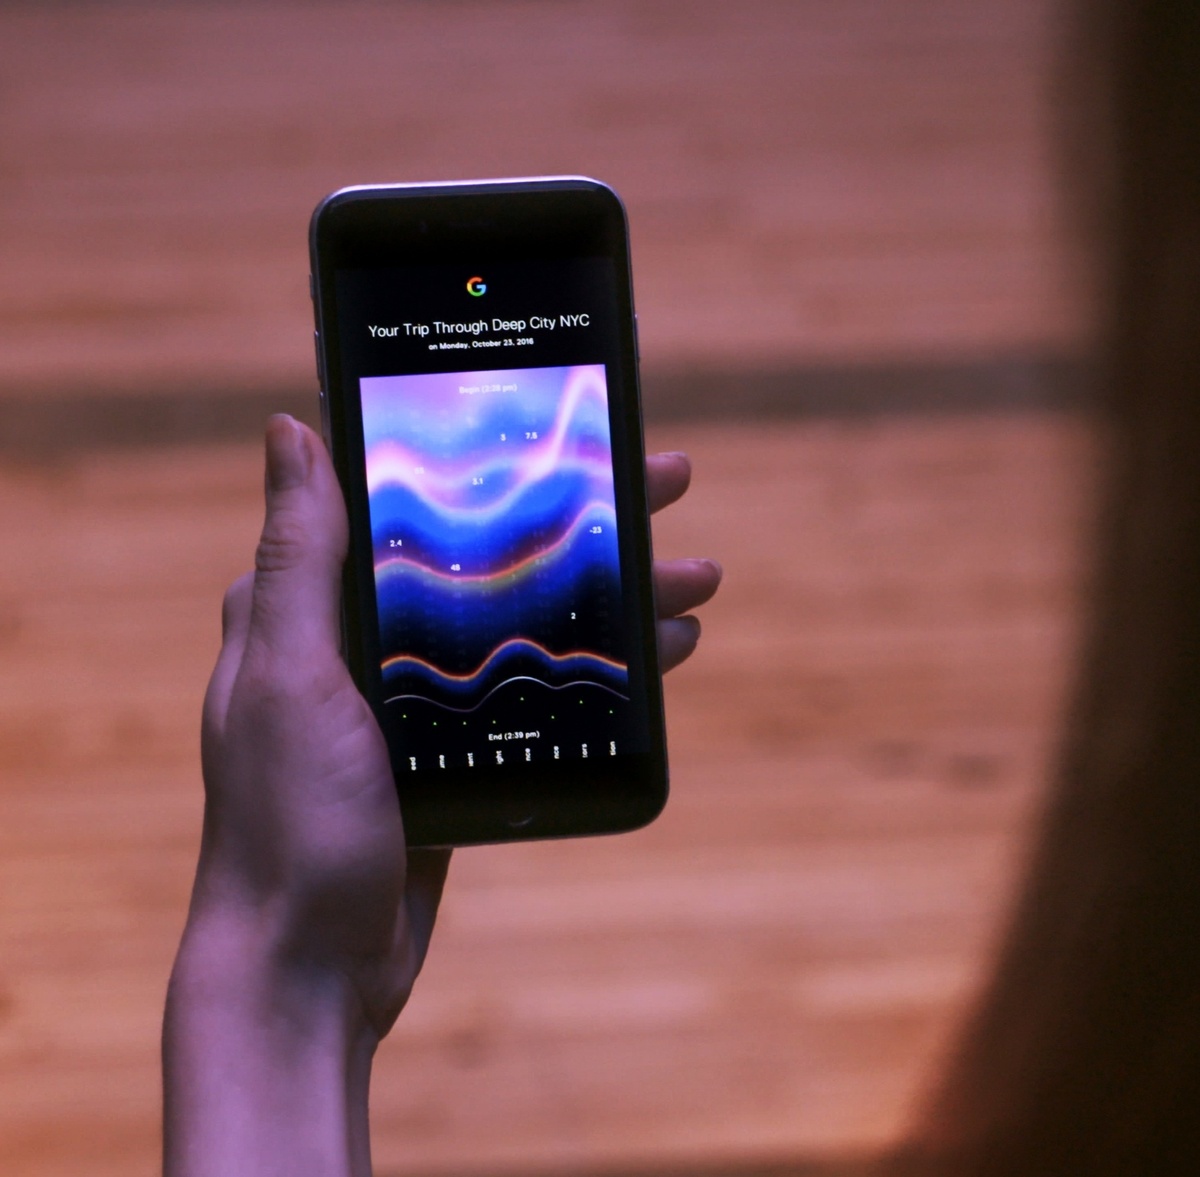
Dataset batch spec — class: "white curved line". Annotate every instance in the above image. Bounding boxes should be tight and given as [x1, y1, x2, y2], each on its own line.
[383, 675, 630, 713]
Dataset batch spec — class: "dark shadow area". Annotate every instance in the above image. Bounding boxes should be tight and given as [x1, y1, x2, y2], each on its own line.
[379, 1160, 885, 1177]
[0, 354, 1091, 457]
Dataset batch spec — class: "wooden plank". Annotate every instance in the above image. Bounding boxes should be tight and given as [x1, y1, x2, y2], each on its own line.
[0, 412, 1094, 1175]
[0, 0, 1077, 401]
[0, 355, 1093, 457]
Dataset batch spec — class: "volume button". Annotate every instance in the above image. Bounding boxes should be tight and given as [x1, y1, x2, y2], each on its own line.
[314, 332, 330, 445]
[313, 331, 325, 388]
[318, 387, 332, 445]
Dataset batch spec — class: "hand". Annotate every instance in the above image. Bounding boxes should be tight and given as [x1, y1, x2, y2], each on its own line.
[163, 415, 720, 1175]
[646, 449, 724, 669]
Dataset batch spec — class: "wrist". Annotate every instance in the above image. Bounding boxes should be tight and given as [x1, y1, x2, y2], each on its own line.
[164, 905, 378, 1177]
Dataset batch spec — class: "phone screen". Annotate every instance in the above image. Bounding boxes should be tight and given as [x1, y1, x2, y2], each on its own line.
[313, 183, 666, 843]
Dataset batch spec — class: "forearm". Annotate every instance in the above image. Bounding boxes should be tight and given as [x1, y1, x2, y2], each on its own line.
[163, 909, 377, 1177]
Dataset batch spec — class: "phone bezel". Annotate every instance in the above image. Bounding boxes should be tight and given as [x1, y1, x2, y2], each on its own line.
[309, 177, 668, 847]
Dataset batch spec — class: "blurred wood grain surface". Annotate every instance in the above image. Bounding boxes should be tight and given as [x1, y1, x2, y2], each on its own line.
[0, 1, 1099, 1174]
[0, 412, 1095, 1176]
[0, 0, 1079, 401]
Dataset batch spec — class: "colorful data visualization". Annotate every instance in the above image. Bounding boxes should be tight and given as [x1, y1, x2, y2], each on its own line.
[360, 364, 627, 714]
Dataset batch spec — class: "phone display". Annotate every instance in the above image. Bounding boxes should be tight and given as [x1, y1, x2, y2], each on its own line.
[310, 179, 667, 846]
[364, 362, 626, 761]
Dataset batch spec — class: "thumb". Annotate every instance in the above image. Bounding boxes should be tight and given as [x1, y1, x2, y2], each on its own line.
[245, 414, 348, 662]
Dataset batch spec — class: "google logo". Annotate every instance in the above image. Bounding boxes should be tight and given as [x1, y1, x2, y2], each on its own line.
[466, 276, 487, 296]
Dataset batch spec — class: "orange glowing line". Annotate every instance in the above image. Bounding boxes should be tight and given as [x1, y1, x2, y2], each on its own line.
[374, 501, 615, 588]
[381, 636, 627, 681]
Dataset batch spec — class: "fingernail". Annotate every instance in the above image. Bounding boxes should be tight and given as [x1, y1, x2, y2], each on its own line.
[697, 557, 723, 578]
[679, 615, 701, 642]
[265, 414, 310, 492]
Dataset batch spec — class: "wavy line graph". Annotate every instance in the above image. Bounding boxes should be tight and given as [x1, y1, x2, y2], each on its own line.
[363, 364, 611, 517]
[384, 676, 630, 712]
[383, 637, 627, 710]
[374, 499, 616, 591]
[362, 364, 625, 712]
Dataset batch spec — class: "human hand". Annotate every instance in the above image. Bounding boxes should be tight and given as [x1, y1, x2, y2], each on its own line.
[165, 414, 442, 1177]
[163, 415, 719, 1175]
[646, 448, 723, 668]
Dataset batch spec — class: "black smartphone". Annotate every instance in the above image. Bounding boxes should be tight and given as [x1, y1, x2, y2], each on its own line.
[309, 177, 668, 847]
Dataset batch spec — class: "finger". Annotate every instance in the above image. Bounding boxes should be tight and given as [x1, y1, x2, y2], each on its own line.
[201, 572, 254, 732]
[403, 849, 452, 965]
[654, 558, 722, 618]
[658, 615, 701, 673]
[646, 452, 691, 514]
[245, 415, 348, 662]
[221, 571, 254, 654]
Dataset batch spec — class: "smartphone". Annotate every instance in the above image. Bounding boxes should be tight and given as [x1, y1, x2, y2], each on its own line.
[309, 177, 668, 847]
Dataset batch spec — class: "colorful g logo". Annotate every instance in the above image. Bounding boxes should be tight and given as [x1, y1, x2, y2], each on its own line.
[466, 276, 486, 296]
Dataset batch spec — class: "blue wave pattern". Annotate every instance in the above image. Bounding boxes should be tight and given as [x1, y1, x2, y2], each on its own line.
[361, 364, 627, 709]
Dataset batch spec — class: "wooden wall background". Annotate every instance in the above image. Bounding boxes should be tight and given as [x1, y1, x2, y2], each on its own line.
[0, 3, 1095, 1175]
